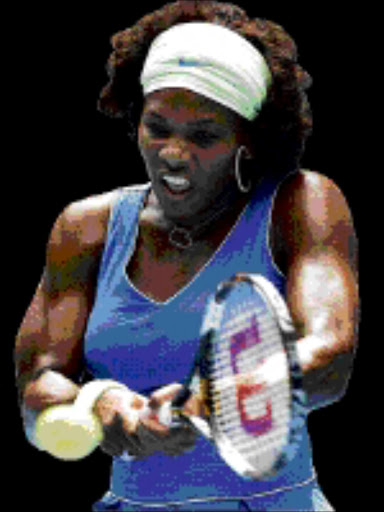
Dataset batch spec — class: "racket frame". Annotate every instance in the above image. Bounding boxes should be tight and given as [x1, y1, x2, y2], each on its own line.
[205, 274, 307, 479]
[166, 273, 307, 480]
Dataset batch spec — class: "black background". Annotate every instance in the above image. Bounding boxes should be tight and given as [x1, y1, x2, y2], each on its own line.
[8, 2, 366, 510]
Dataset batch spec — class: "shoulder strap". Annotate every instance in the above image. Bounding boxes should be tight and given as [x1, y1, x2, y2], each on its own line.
[95, 183, 150, 292]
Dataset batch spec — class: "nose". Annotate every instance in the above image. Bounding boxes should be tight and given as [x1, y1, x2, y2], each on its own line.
[159, 137, 190, 169]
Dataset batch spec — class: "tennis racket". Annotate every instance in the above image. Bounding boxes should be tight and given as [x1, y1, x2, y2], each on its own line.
[158, 273, 307, 480]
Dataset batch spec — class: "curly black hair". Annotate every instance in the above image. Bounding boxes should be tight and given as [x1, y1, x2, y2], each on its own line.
[98, 1, 313, 179]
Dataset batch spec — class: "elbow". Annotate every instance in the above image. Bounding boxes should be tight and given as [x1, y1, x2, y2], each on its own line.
[20, 403, 45, 451]
[304, 350, 355, 411]
[305, 378, 348, 411]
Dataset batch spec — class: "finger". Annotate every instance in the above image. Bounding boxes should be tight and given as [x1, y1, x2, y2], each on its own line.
[99, 439, 125, 458]
[181, 393, 206, 417]
[120, 405, 141, 435]
[169, 424, 197, 444]
[148, 383, 183, 409]
[123, 424, 165, 459]
[135, 422, 165, 448]
[161, 435, 197, 456]
[101, 415, 144, 458]
[140, 411, 171, 434]
[99, 426, 126, 457]
[122, 434, 147, 458]
[160, 423, 198, 456]
[109, 409, 164, 458]
[131, 393, 148, 410]
[163, 435, 196, 454]
[100, 421, 129, 456]
[140, 402, 179, 432]
[134, 421, 193, 458]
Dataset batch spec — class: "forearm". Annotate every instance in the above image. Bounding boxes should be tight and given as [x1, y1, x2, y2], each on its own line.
[19, 369, 80, 448]
[286, 251, 359, 410]
[20, 370, 140, 454]
[296, 334, 356, 410]
[21, 369, 80, 411]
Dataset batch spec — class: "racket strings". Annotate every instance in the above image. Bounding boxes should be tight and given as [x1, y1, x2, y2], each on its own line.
[210, 306, 284, 384]
[206, 293, 292, 476]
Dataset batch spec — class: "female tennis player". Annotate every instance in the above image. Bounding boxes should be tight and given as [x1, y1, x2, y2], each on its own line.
[15, 1, 358, 510]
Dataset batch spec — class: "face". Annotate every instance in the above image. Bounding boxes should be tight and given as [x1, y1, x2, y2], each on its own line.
[138, 88, 250, 226]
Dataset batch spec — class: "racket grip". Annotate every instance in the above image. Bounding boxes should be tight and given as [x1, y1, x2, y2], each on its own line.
[157, 401, 212, 439]
[156, 387, 191, 427]
[172, 387, 192, 409]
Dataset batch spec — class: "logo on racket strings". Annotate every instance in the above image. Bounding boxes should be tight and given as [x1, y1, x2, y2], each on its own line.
[230, 316, 273, 436]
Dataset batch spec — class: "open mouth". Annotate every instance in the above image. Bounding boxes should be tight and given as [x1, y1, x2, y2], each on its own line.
[161, 175, 192, 195]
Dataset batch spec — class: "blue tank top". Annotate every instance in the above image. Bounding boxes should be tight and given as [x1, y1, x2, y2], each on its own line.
[84, 179, 315, 504]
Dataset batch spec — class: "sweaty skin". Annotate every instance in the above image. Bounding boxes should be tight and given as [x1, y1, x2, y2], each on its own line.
[15, 89, 358, 457]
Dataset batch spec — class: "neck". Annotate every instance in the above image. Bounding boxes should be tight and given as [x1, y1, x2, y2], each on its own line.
[168, 191, 250, 250]
[141, 186, 251, 251]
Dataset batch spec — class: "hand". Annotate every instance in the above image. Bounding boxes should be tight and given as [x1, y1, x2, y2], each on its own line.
[93, 386, 150, 458]
[140, 382, 200, 457]
[94, 383, 203, 459]
[23, 370, 80, 411]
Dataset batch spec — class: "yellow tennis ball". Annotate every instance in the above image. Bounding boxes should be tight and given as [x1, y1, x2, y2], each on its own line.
[35, 404, 103, 461]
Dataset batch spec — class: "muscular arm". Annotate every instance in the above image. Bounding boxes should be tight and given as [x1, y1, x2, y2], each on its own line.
[14, 191, 195, 458]
[271, 171, 359, 410]
[14, 192, 114, 413]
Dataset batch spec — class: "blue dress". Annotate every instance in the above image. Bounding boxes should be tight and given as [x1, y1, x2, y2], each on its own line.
[84, 179, 333, 511]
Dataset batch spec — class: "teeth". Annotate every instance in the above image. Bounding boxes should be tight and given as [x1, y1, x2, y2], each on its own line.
[162, 175, 191, 192]
[163, 175, 189, 186]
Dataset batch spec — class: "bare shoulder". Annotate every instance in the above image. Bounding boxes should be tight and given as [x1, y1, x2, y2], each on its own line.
[276, 168, 350, 204]
[270, 170, 357, 272]
[274, 169, 354, 227]
[62, 190, 119, 238]
[50, 190, 119, 249]
[45, 189, 120, 293]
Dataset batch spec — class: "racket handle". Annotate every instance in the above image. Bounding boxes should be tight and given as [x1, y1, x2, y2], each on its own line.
[157, 400, 212, 439]
[172, 387, 192, 409]
[156, 387, 191, 426]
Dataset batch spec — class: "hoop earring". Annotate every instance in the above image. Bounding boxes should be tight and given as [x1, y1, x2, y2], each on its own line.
[235, 146, 252, 193]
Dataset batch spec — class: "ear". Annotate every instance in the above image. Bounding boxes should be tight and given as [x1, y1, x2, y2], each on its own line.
[236, 144, 254, 163]
[242, 146, 253, 160]
[236, 119, 256, 160]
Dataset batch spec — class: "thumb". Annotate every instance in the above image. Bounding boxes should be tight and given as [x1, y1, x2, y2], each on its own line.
[148, 383, 183, 410]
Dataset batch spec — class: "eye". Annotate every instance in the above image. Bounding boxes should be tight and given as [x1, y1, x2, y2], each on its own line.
[189, 130, 220, 148]
[145, 120, 171, 139]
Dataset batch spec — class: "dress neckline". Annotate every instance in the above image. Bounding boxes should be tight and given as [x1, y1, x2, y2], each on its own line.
[123, 186, 252, 306]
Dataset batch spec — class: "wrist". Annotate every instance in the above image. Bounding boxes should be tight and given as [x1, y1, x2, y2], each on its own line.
[22, 404, 45, 450]
[23, 370, 80, 410]
[296, 333, 334, 372]
[93, 385, 146, 433]
[76, 380, 132, 414]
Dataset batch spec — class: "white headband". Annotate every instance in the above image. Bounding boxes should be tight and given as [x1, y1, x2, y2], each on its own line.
[140, 22, 271, 121]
